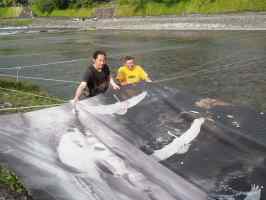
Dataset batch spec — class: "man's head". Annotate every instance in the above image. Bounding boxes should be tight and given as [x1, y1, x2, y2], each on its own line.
[92, 50, 106, 70]
[124, 56, 135, 70]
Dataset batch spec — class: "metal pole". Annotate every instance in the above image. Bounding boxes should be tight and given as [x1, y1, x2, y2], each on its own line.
[16, 66, 22, 82]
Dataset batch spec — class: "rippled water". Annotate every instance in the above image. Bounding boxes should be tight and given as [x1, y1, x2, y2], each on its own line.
[0, 30, 266, 111]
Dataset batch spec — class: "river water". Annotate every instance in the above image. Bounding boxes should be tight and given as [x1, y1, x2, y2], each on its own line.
[0, 29, 266, 111]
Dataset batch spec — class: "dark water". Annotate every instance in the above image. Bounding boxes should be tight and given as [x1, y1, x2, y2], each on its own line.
[0, 30, 266, 111]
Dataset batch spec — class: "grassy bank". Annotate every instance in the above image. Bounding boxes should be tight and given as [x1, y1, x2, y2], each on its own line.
[1, 0, 266, 18]
[116, 0, 266, 16]
[31, 1, 112, 17]
[0, 166, 27, 194]
[50, 8, 94, 17]
[0, 78, 64, 114]
[0, 7, 22, 18]
[0, 78, 63, 198]
[32, 4, 94, 17]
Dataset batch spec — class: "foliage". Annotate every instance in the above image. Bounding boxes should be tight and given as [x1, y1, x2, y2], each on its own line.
[0, 166, 25, 193]
[0, 78, 63, 114]
[0, 7, 22, 17]
[34, 0, 57, 13]
[116, 0, 266, 16]
[0, 0, 29, 7]
[50, 7, 93, 17]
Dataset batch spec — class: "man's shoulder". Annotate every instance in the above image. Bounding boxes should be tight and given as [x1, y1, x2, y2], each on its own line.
[103, 64, 109, 69]
[135, 65, 144, 70]
[86, 65, 94, 72]
[118, 65, 127, 72]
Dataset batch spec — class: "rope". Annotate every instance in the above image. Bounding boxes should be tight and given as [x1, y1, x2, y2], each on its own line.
[0, 73, 79, 84]
[0, 59, 86, 71]
[0, 87, 67, 103]
[0, 42, 198, 71]
[0, 103, 63, 112]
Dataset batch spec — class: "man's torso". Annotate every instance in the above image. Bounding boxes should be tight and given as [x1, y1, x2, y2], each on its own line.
[82, 64, 110, 97]
[119, 65, 145, 84]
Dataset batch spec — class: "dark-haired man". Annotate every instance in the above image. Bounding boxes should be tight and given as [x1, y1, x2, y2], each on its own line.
[73, 50, 120, 103]
[116, 56, 152, 86]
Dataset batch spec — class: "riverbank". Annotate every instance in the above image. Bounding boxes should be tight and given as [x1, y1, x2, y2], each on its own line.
[0, 166, 32, 200]
[0, 78, 64, 114]
[0, 78, 64, 199]
[28, 12, 266, 31]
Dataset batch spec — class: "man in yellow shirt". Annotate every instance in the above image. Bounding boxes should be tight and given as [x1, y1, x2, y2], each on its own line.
[116, 56, 152, 86]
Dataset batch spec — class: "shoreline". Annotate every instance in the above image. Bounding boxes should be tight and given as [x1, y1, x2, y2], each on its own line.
[27, 12, 266, 31]
[0, 12, 266, 33]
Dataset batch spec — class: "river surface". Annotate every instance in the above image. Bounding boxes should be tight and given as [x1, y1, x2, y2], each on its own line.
[0, 29, 266, 111]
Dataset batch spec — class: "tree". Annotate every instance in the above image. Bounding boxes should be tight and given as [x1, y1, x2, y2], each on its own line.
[0, 0, 14, 7]
[16, 0, 29, 6]
[34, 0, 56, 13]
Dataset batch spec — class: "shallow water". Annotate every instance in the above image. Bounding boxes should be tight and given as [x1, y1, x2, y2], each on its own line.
[0, 30, 266, 111]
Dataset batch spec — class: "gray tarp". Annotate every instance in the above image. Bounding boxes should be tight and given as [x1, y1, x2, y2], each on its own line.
[0, 83, 265, 200]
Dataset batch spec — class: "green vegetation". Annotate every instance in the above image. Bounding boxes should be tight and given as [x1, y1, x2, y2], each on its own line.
[0, 166, 26, 193]
[31, 0, 111, 16]
[0, 7, 22, 17]
[1, 0, 266, 18]
[32, 3, 94, 17]
[50, 8, 93, 17]
[0, 78, 64, 114]
[0, 78, 63, 197]
[116, 0, 266, 16]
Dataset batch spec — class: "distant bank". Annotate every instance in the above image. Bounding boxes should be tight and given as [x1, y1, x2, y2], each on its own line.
[0, 0, 266, 18]
[0, 12, 264, 31]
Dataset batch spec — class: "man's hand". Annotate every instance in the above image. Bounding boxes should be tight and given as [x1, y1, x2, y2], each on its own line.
[70, 99, 79, 114]
[110, 77, 120, 90]
[146, 79, 152, 83]
[112, 82, 120, 90]
[70, 98, 78, 104]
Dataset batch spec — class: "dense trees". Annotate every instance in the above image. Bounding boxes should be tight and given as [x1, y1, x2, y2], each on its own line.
[0, 0, 111, 8]
[0, 0, 30, 6]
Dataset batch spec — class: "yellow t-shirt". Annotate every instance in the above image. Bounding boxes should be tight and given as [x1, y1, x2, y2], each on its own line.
[116, 65, 149, 85]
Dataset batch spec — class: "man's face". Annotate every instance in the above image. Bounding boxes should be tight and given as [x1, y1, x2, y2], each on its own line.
[125, 59, 135, 70]
[94, 54, 106, 70]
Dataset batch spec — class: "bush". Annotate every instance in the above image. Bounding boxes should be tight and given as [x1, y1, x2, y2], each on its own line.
[0, 166, 25, 193]
[34, 0, 57, 13]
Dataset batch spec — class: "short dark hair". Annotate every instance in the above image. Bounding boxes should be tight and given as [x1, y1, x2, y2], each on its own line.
[93, 50, 106, 59]
[124, 56, 135, 62]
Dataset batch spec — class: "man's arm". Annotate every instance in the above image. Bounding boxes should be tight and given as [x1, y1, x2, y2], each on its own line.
[110, 77, 120, 90]
[116, 68, 128, 86]
[73, 81, 87, 103]
[139, 66, 152, 82]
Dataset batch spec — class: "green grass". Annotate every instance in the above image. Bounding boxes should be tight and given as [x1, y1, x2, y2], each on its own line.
[32, 1, 114, 17]
[32, 3, 94, 17]
[0, 78, 63, 196]
[0, 78, 63, 197]
[0, 7, 22, 18]
[0, 166, 26, 193]
[31, 4, 46, 17]
[0, 78, 64, 114]
[32, 5, 94, 17]
[50, 8, 94, 17]
[116, 0, 266, 16]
